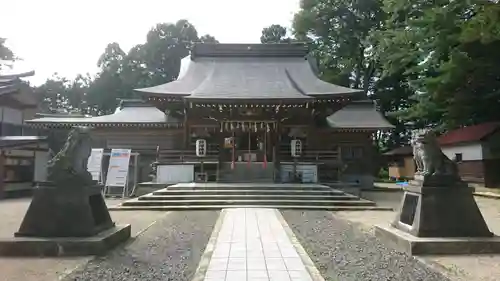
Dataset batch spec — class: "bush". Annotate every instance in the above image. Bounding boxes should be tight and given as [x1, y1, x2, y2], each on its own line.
[378, 167, 389, 179]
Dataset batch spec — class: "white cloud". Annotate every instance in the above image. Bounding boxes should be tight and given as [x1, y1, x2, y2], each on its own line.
[0, 0, 300, 85]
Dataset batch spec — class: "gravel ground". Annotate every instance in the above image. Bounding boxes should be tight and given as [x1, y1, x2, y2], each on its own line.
[281, 210, 450, 281]
[63, 210, 220, 281]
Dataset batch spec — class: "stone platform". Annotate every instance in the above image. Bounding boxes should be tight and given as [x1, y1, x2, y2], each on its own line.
[375, 225, 500, 255]
[110, 183, 393, 211]
[0, 224, 131, 257]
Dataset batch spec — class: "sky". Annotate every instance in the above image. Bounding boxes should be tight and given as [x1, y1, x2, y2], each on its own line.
[0, 0, 300, 85]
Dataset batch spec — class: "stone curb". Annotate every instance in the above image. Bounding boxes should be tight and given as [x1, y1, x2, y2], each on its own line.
[190, 209, 226, 281]
[275, 209, 326, 281]
[373, 185, 500, 200]
[472, 192, 500, 200]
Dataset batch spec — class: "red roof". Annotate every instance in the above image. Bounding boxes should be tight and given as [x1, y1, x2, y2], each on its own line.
[438, 122, 500, 146]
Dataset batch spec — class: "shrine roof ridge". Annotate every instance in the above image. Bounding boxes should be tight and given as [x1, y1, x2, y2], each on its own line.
[191, 43, 310, 58]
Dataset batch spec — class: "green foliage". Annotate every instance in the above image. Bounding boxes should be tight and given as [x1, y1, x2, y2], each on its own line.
[378, 167, 389, 180]
[291, 0, 500, 149]
[260, 24, 293, 43]
[35, 20, 218, 115]
[376, 0, 500, 131]
[0, 38, 15, 70]
[292, 0, 413, 150]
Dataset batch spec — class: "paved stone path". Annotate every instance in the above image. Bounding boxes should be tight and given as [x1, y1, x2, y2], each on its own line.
[204, 208, 317, 281]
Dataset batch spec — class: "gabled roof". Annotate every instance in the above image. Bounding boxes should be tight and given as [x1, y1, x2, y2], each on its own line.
[438, 122, 500, 146]
[383, 146, 413, 156]
[326, 100, 394, 130]
[0, 136, 47, 149]
[26, 99, 181, 128]
[136, 43, 362, 101]
[0, 71, 37, 107]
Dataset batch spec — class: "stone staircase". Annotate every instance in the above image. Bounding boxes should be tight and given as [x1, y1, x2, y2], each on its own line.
[109, 183, 393, 211]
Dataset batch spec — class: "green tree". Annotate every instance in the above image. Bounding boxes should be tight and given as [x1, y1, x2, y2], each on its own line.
[377, 0, 500, 131]
[292, 0, 413, 150]
[260, 24, 292, 43]
[0, 38, 15, 70]
[36, 19, 218, 115]
[200, 34, 219, 43]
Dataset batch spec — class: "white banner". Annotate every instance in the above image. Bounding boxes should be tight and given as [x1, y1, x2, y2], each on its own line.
[87, 148, 104, 181]
[105, 149, 131, 187]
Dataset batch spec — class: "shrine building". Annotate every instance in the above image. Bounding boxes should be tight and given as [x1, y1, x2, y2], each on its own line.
[27, 43, 393, 188]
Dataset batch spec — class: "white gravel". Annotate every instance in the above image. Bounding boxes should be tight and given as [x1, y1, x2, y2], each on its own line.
[281, 210, 450, 281]
[63, 210, 220, 281]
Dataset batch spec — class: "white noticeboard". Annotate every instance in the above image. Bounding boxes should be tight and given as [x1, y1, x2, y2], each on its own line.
[34, 151, 49, 182]
[87, 148, 104, 182]
[105, 149, 131, 188]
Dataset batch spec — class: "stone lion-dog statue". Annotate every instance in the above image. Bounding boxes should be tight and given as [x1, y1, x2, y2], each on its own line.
[411, 129, 459, 179]
[47, 126, 94, 186]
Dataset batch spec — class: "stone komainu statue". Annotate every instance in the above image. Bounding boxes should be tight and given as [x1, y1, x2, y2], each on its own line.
[47, 126, 94, 186]
[411, 129, 460, 179]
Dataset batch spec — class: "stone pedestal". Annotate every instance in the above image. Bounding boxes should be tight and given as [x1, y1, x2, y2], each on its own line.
[16, 182, 114, 237]
[0, 182, 131, 256]
[391, 180, 492, 237]
[376, 177, 500, 255]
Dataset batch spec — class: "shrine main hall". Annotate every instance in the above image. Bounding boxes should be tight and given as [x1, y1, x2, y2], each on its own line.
[28, 43, 393, 187]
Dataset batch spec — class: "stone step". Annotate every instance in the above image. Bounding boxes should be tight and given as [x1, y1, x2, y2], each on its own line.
[121, 199, 375, 207]
[138, 194, 359, 201]
[153, 189, 346, 196]
[137, 182, 170, 189]
[109, 205, 394, 211]
[166, 183, 333, 191]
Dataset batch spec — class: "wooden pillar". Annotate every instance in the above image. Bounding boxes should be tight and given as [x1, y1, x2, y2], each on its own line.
[0, 151, 5, 199]
[183, 103, 189, 150]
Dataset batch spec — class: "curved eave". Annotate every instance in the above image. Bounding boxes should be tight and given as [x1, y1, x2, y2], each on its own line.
[184, 96, 314, 103]
[329, 127, 394, 132]
[26, 122, 183, 129]
[308, 89, 364, 97]
[135, 49, 363, 99]
[326, 101, 395, 131]
[0, 70, 35, 80]
[134, 88, 190, 97]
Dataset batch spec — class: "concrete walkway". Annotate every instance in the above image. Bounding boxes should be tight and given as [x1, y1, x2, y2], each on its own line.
[204, 208, 319, 281]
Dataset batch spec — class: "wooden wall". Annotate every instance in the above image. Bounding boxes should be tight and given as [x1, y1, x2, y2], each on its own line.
[307, 129, 378, 182]
[91, 128, 184, 153]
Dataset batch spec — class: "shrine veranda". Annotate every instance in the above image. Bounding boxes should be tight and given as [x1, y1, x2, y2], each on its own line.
[27, 43, 393, 187]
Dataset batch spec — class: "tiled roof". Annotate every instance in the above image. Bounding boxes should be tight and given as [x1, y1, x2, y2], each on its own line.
[326, 100, 394, 130]
[0, 71, 36, 106]
[135, 43, 362, 100]
[438, 122, 500, 146]
[191, 43, 310, 58]
[383, 146, 413, 156]
[26, 100, 181, 128]
[0, 136, 47, 149]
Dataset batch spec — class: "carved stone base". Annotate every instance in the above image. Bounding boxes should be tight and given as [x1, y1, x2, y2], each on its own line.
[391, 181, 492, 237]
[16, 182, 114, 237]
[375, 225, 500, 255]
[1, 225, 130, 256]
